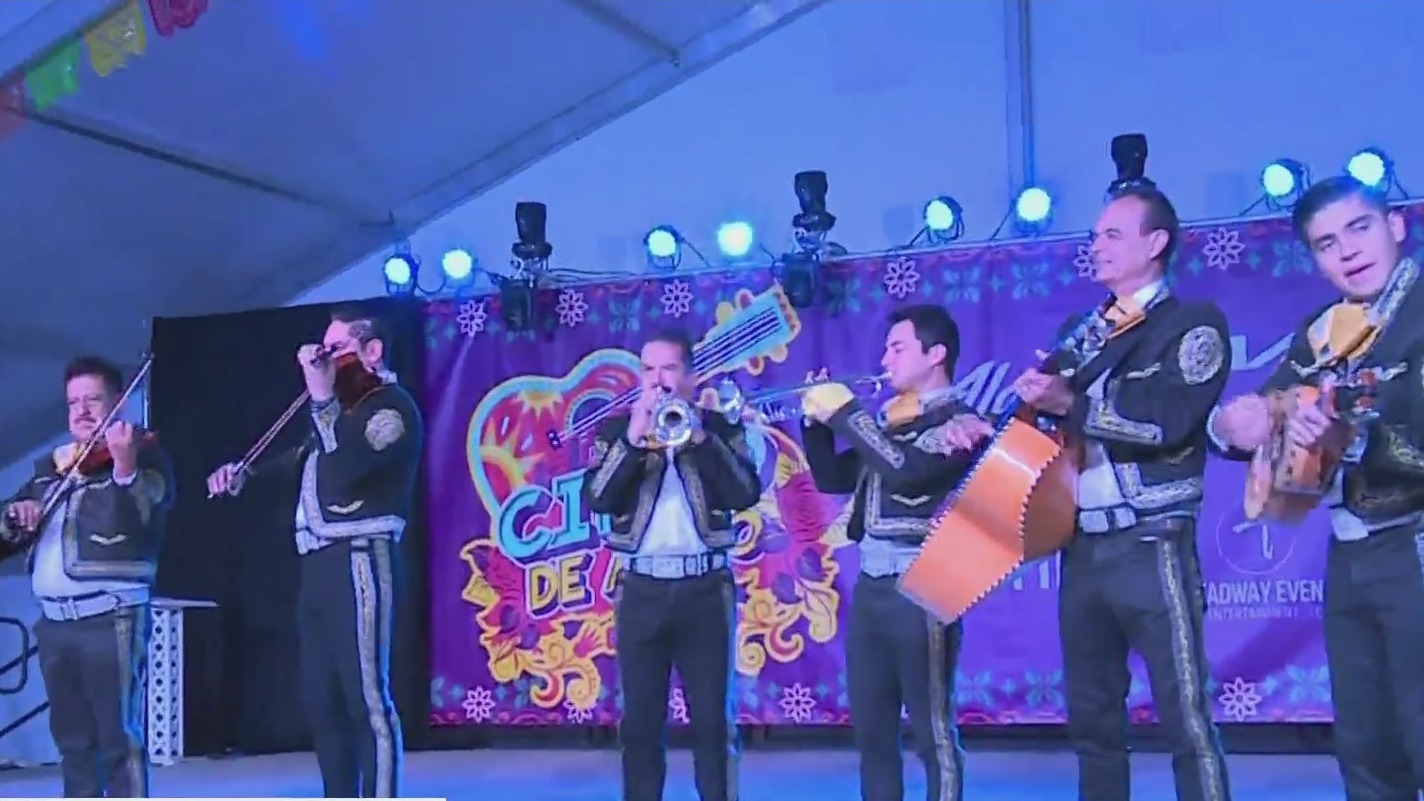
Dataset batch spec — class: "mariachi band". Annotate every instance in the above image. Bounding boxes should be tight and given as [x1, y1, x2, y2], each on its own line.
[2, 175, 1422, 801]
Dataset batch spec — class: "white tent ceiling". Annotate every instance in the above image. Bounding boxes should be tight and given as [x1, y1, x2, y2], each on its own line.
[0, 0, 827, 466]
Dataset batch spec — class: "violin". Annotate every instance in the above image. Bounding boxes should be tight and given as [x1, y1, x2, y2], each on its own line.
[54, 426, 159, 477]
[16, 356, 157, 538]
[328, 351, 383, 411]
[209, 347, 385, 499]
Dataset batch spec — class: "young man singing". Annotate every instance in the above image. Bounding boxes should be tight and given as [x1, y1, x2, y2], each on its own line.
[1211, 176, 1424, 801]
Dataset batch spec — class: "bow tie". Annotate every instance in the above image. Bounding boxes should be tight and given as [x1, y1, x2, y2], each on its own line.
[1101, 297, 1147, 336]
[1309, 300, 1379, 365]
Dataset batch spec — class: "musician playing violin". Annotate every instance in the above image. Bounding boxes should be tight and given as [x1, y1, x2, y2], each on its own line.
[0, 356, 172, 799]
[1211, 176, 1424, 801]
[206, 303, 423, 799]
[952, 183, 1234, 801]
[801, 304, 981, 801]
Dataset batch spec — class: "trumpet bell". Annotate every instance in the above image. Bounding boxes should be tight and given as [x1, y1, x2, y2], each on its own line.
[714, 378, 744, 422]
[651, 391, 697, 449]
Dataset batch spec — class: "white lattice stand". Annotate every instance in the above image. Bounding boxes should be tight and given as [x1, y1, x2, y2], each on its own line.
[147, 598, 216, 767]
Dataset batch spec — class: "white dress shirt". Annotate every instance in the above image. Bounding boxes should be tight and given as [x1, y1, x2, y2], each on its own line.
[634, 455, 707, 557]
[1077, 281, 1163, 510]
[31, 470, 146, 600]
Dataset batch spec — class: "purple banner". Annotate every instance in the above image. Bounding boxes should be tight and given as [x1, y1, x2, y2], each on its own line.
[422, 203, 1424, 727]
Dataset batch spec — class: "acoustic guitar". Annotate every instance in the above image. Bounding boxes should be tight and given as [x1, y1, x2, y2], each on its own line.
[896, 398, 1079, 625]
[1242, 381, 1371, 524]
[1242, 301, 1382, 524]
[897, 296, 1153, 624]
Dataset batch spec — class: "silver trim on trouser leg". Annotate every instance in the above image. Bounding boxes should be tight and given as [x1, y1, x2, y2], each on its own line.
[350, 538, 401, 797]
[925, 618, 960, 801]
[1155, 538, 1227, 801]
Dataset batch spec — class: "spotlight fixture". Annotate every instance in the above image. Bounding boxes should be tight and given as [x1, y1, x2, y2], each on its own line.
[793, 171, 835, 233]
[495, 275, 536, 332]
[511, 201, 554, 275]
[1108, 133, 1154, 194]
[716, 221, 755, 259]
[440, 249, 475, 284]
[778, 250, 820, 309]
[922, 196, 965, 244]
[382, 253, 417, 295]
[1346, 147, 1394, 192]
[644, 225, 682, 271]
[1260, 159, 1310, 209]
[1012, 187, 1053, 235]
[791, 170, 844, 254]
[498, 201, 553, 332]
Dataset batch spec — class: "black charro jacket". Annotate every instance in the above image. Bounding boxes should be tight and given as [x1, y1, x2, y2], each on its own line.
[247, 380, 425, 543]
[803, 392, 975, 544]
[0, 442, 173, 583]
[580, 409, 761, 554]
[1211, 260, 1424, 524]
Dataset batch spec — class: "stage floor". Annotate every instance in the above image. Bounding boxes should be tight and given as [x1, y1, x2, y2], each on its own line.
[0, 748, 1342, 799]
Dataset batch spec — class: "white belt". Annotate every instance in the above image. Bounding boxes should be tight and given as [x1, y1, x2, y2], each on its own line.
[1077, 506, 1139, 534]
[859, 548, 918, 578]
[622, 552, 727, 580]
[40, 589, 148, 622]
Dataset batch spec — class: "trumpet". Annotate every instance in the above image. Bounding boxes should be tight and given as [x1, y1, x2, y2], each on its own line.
[735, 372, 890, 424]
[648, 372, 891, 450]
[650, 387, 701, 450]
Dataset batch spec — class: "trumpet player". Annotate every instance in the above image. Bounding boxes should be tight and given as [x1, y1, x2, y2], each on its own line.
[1211, 176, 1424, 801]
[580, 327, 761, 801]
[206, 304, 423, 799]
[801, 304, 982, 801]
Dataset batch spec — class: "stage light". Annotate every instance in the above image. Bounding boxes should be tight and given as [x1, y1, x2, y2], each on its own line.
[496, 276, 536, 333]
[383, 254, 416, 295]
[496, 201, 553, 331]
[793, 171, 835, 233]
[644, 225, 682, 271]
[511, 201, 553, 275]
[1346, 148, 1391, 189]
[645, 227, 678, 259]
[923, 196, 964, 244]
[1013, 187, 1053, 233]
[790, 170, 845, 256]
[779, 250, 820, 308]
[717, 221, 754, 259]
[1108, 133, 1150, 194]
[1261, 159, 1308, 201]
[441, 249, 474, 282]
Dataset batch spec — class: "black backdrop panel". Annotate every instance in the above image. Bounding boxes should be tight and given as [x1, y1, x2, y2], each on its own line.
[149, 297, 429, 756]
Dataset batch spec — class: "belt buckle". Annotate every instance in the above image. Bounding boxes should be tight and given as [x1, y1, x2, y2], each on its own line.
[1077, 509, 1106, 534]
[60, 598, 80, 621]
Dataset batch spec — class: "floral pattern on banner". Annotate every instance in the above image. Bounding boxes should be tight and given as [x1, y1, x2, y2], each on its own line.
[423, 203, 1424, 726]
